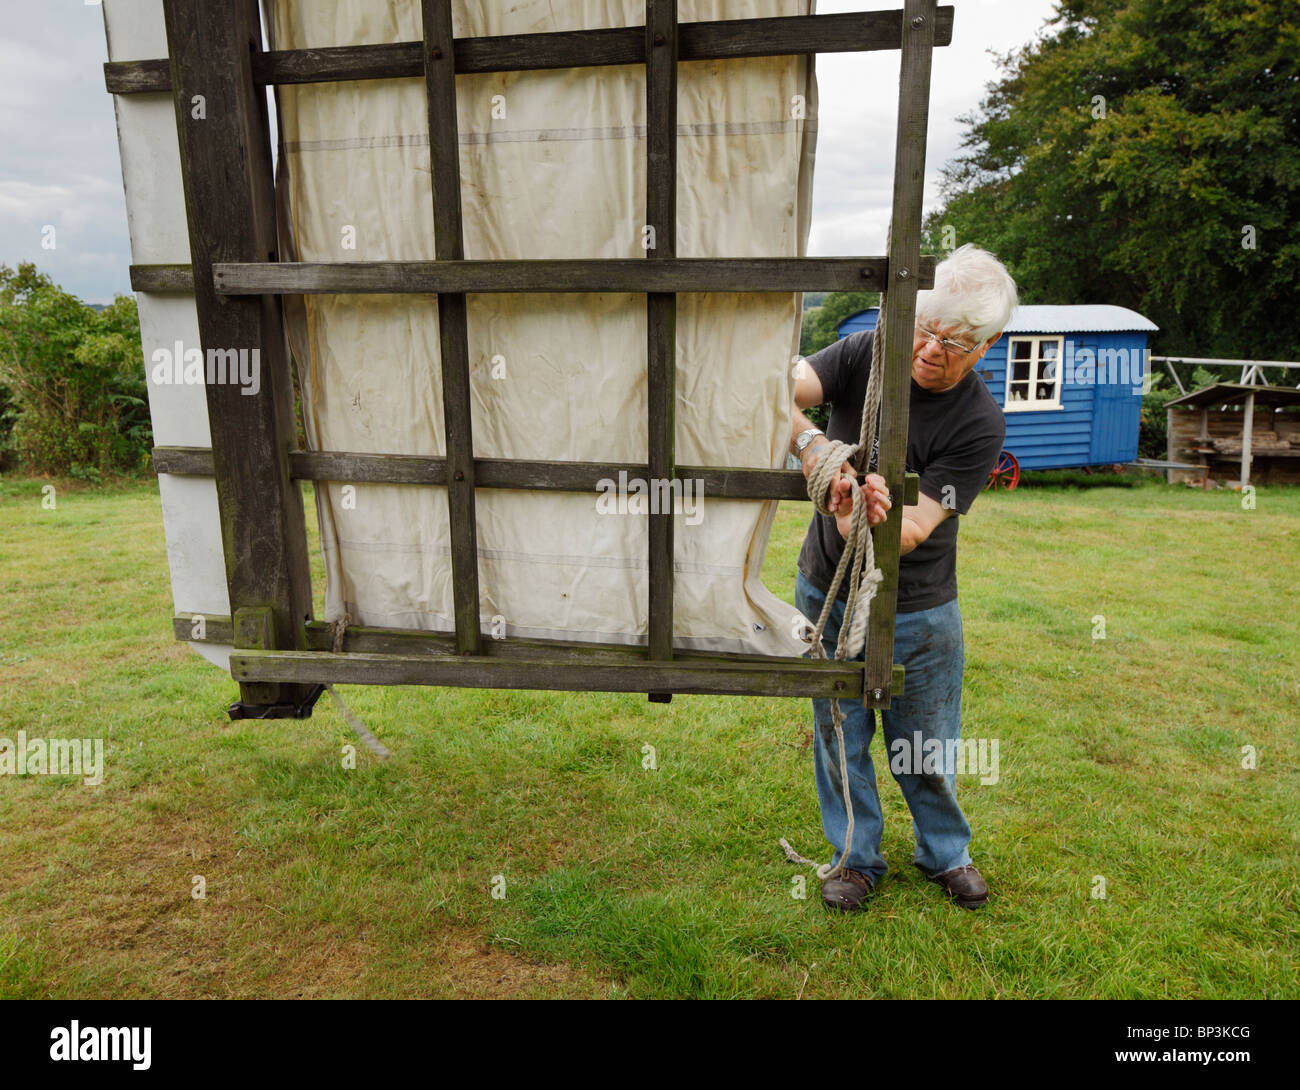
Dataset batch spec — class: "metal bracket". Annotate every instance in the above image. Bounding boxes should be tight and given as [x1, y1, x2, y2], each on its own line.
[227, 683, 325, 721]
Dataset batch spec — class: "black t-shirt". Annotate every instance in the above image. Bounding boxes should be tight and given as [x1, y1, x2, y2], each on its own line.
[796, 330, 1005, 613]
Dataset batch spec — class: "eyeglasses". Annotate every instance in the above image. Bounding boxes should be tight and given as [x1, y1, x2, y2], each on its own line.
[915, 324, 980, 359]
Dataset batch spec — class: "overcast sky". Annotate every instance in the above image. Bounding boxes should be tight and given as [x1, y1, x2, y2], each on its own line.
[0, 1, 1058, 304]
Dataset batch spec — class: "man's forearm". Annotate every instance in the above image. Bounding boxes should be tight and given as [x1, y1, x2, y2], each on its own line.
[789, 406, 821, 456]
[790, 405, 833, 483]
[899, 514, 921, 556]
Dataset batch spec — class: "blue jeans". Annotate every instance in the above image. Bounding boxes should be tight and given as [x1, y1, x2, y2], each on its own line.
[794, 569, 971, 885]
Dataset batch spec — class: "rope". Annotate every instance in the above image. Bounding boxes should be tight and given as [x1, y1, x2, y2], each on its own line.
[330, 612, 352, 653]
[782, 297, 889, 881]
[326, 612, 392, 760]
[327, 684, 392, 761]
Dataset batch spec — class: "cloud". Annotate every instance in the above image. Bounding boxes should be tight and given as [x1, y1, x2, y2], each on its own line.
[0, 7, 131, 303]
[808, 0, 1059, 255]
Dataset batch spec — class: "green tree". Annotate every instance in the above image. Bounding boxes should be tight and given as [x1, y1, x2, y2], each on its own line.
[799, 291, 880, 357]
[795, 292, 880, 428]
[0, 263, 150, 478]
[925, 0, 1300, 361]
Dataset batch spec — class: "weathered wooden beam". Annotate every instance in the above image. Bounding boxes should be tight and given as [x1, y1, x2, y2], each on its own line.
[422, 0, 481, 656]
[287, 450, 447, 486]
[173, 612, 235, 644]
[212, 257, 924, 295]
[155, 447, 921, 504]
[150, 256, 933, 296]
[175, 614, 902, 693]
[645, 0, 678, 680]
[175, 611, 819, 664]
[130, 264, 194, 293]
[323, 624, 815, 669]
[172, 613, 900, 697]
[104, 9, 956, 93]
[162, 0, 315, 710]
[253, 42, 425, 85]
[103, 56, 172, 94]
[681, 9, 952, 59]
[152, 446, 217, 476]
[230, 648, 864, 699]
[863, 0, 937, 711]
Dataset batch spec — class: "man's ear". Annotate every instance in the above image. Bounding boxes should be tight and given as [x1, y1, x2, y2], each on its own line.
[974, 331, 1003, 364]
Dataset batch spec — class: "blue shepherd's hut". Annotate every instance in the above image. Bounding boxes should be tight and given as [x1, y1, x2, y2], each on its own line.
[837, 304, 1159, 483]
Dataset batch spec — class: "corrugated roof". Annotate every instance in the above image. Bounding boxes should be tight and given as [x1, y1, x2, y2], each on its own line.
[1166, 383, 1300, 409]
[839, 303, 1158, 334]
[1003, 305, 1158, 333]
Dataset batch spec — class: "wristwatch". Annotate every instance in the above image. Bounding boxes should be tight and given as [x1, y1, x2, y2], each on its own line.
[794, 427, 825, 458]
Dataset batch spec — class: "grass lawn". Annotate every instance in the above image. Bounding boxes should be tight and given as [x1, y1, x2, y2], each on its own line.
[0, 472, 1296, 998]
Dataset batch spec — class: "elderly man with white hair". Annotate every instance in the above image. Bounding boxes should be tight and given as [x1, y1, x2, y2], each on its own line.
[788, 244, 1019, 912]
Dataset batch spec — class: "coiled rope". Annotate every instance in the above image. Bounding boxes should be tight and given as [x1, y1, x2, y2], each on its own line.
[780, 298, 888, 881]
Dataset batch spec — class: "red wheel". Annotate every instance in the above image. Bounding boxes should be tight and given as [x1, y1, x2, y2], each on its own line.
[986, 449, 1020, 491]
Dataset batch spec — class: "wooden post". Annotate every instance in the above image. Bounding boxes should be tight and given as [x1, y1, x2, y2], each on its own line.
[1198, 406, 1210, 489]
[1241, 391, 1255, 488]
[864, 0, 937, 709]
[162, 0, 315, 710]
[422, 0, 482, 655]
[645, 0, 678, 696]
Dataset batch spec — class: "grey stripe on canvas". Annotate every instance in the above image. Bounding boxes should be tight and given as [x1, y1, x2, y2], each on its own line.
[283, 119, 815, 153]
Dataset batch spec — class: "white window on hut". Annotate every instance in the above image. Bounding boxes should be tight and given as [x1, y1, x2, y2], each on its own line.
[1006, 336, 1063, 410]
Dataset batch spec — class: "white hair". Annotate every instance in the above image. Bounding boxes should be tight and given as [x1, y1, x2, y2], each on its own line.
[915, 244, 1019, 347]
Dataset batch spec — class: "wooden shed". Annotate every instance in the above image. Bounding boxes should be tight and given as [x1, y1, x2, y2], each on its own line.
[838, 304, 1158, 476]
[1165, 384, 1300, 486]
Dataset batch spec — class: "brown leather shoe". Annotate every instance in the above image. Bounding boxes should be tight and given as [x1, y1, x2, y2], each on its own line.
[821, 867, 873, 912]
[926, 863, 988, 909]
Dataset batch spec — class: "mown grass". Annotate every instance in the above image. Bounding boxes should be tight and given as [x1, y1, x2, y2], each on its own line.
[0, 473, 1296, 998]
